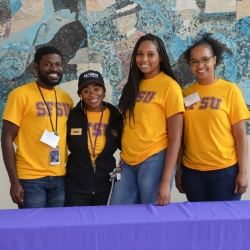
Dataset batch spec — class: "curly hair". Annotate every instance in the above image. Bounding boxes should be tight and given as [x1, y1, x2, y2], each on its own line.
[34, 46, 63, 64]
[118, 33, 178, 122]
[183, 33, 224, 66]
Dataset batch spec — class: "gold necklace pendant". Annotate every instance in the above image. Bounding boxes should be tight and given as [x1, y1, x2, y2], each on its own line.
[42, 90, 54, 102]
[47, 93, 54, 101]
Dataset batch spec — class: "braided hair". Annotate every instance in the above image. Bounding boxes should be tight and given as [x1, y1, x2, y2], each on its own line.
[118, 33, 178, 122]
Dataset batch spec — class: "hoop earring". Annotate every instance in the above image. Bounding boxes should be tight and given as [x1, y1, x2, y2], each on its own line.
[80, 98, 83, 110]
[79, 96, 82, 106]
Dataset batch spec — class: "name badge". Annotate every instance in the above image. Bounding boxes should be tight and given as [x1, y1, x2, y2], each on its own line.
[50, 146, 60, 165]
[71, 128, 82, 135]
[184, 92, 200, 107]
[40, 130, 60, 148]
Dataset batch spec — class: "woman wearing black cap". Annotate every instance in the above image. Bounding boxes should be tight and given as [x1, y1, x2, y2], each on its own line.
[65, 70, 122, 206]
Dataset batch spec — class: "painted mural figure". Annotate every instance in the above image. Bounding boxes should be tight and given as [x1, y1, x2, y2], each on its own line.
[0, 20, 11, 39]
[1, 46, 73, 208]
[65, 70, 122, 206]
[113, 0, 144, 90]
[176, 34, 249, 202]
[110, 34, 184, 206]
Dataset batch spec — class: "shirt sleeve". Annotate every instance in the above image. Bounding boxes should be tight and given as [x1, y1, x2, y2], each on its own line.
[2, 91, 24, 127]
[165, 81, 185, 118]
[229, 85, 250, 125]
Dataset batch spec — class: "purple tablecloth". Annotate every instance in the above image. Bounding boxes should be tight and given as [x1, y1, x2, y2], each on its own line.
[0, 201, 250, 250]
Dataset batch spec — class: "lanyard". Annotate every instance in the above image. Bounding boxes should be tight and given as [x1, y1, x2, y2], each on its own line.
[36, 83, 58, 135]
[86, 106, 104, 173]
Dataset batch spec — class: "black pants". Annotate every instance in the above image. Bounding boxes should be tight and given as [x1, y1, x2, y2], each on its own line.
[64, 190, 110, 206]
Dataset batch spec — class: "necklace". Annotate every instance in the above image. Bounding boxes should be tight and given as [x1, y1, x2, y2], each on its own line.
[44, 91, 55, 101]
[84, 103, 104, 173]
[36, 83, 58, 135]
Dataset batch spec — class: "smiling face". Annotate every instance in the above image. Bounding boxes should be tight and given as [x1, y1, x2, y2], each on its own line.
[136, 40, 161, 79]
[34, 54, 63, 89]
[80, 82, 105, 112]
[189, 45, 217, 85]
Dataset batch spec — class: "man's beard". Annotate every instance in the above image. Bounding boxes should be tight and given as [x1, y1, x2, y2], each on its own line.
[37, 69, 63, 87]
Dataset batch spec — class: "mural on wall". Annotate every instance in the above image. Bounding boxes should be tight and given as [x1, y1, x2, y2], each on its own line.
[0, 0, 88, 135]
[0, 0, 250, 135]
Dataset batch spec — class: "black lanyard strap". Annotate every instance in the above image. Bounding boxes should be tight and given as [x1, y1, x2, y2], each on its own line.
[36, 83, 58, 135]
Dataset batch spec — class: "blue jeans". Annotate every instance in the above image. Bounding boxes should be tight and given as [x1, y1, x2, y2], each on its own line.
[19, 176, 65, 208]
[182, 164, 241, 202]
[110, 150, 176, 205]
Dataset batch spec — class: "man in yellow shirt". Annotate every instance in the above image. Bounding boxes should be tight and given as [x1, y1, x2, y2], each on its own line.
[1, 46, 73, 208]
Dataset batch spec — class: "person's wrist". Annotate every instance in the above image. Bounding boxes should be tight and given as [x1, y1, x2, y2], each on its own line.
[10, 178, 20, 185]
[238, 170, 247, 175]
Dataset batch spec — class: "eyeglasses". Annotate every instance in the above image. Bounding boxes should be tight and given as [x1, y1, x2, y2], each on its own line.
[189, 56, 215, 67]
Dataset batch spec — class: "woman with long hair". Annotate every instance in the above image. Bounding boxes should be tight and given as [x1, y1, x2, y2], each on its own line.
[110, 34, 184, 206]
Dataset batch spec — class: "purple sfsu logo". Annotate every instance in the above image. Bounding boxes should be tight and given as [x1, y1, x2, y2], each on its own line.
[83, 72, 99, 79]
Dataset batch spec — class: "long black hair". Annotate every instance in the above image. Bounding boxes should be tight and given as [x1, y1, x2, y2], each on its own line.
[118, 33, 178, 121]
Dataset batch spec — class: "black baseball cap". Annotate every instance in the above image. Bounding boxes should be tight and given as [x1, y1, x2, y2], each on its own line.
[78, 70, 105, 94]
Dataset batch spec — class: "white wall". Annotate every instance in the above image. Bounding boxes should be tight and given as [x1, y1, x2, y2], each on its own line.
[0, 145, 17, 209]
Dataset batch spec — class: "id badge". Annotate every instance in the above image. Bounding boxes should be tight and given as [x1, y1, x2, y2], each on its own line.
[184, 92, 200, 107]
[40, 130, 60, 148]
[50, 146, 60, 165]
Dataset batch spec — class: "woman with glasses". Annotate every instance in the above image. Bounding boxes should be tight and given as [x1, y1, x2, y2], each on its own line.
[175, 33, 250, 202]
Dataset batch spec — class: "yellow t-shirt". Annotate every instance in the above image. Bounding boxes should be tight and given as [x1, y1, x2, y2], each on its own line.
[86, 108, 110, 162]
[121, 72, 184, 165]
[182, 78, 250, 171]
[3, 82, 73, 179]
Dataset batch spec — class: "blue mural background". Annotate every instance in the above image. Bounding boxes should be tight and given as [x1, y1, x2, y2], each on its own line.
[0, 0, 250, 135]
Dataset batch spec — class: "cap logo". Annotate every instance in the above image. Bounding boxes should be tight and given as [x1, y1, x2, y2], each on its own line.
[83, 72, 99, 79]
